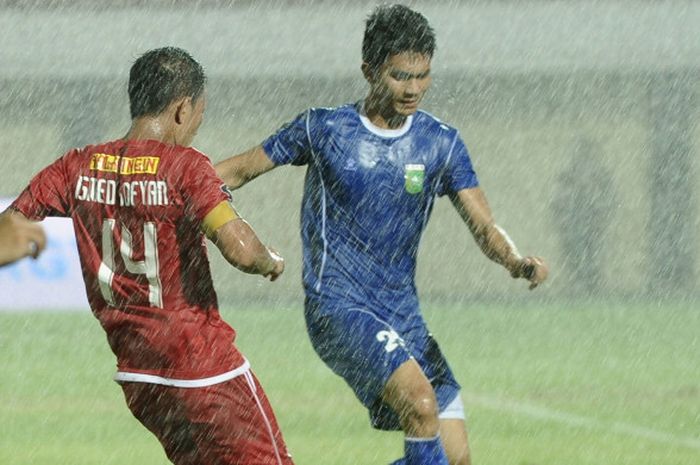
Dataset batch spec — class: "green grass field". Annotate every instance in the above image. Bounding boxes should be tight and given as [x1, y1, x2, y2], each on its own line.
[1, 302, 698, 465]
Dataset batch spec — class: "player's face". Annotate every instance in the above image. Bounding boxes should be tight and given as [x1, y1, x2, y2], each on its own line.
[372, 52, 432, 117]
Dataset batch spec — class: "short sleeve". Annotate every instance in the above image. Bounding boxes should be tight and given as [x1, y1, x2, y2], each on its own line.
[437, 132, 479, 197]
[262, 110, 313, 166]
[181, 152, 231, 223]
[11, 152, 72, 219]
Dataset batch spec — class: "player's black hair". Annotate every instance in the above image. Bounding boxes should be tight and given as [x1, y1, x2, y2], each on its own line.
[128, 47, 206, 119]
[362, 4, 436, 72]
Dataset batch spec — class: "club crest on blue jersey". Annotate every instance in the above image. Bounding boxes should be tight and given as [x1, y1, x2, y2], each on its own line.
[404, 164, 425, 194]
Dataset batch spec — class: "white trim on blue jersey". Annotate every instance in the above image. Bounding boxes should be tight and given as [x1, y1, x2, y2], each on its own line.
[306, 109, 329, 292]
[358, 100, 414, 138]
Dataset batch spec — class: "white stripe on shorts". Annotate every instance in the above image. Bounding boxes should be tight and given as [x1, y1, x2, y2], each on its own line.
[243, 370, 285, 465]
[114, 359, 251, 388]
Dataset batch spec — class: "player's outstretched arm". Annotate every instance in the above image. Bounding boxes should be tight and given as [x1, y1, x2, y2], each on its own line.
[0, 211, 47, 267]
[210, 218, 284, 281]
[450, 187, 548, 290]
[215, 145, 277, 190]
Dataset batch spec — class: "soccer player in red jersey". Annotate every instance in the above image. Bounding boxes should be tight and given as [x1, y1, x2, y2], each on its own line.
[2, 47, 295, 465]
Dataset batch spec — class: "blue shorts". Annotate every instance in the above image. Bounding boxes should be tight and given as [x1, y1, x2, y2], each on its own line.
[304, 293, 461, 431]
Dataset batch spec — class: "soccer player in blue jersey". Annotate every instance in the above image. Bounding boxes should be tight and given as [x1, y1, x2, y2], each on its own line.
[216, 4, 548, 465]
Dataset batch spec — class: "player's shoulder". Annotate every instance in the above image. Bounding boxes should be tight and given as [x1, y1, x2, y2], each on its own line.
[161, 145, 217, 180]
[294, 104, 359, 138]
[70, 139, 119, 156]
[306, 103, 359, 123]
[148, 144, 216, 189]
[413, 110, 459, 137]
[58, 139, 122, 168]
[175, 145, 210, 161]
[134, 141, 211, 164]
[307, 103, 356, 116]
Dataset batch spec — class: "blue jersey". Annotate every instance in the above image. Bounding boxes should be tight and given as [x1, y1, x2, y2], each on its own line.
[263, 103, 479, 301]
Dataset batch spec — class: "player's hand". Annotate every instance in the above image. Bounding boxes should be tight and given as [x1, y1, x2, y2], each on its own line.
[511, 256, 548, 290]
[263, 247, 285, 282]
[0, 213, 47, 267]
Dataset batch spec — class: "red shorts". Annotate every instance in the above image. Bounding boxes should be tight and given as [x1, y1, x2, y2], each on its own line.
[121, 369, 294, 465]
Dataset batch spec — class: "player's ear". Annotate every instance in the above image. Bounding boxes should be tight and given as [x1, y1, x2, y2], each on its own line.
[173, 97, 191, 125]
[361, 62, 376, 83]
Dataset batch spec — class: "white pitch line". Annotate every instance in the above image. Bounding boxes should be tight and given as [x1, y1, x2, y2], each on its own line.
[464, 391, 700, 451]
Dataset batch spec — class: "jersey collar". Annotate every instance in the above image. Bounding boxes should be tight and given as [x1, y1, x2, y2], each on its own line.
[358, 101, 414, 139]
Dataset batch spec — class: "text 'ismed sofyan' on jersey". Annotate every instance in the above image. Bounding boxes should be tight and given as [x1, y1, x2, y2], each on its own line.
[74, 153, 169, 207]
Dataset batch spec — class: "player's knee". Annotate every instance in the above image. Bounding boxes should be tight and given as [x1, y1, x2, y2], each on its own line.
[400, 388, 440, 434]
[383, 360, 441, 435]
[413, 394, 439, 424]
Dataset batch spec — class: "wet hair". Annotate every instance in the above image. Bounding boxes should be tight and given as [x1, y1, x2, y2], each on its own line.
[128, 47, 206, 119]
[362, 4, 436, 72]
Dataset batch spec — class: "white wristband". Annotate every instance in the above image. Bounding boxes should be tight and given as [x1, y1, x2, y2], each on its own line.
[494, 224, 522, 260]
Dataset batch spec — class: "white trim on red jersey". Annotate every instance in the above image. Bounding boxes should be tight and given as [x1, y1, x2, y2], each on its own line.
[113, 359, 251, 388]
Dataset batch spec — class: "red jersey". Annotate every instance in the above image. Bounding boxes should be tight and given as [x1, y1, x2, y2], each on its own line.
[12, 139, 245, 381]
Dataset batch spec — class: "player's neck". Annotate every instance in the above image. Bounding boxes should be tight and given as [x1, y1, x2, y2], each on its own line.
[363, 98, 408, 130]
[125, 117, 176, 145]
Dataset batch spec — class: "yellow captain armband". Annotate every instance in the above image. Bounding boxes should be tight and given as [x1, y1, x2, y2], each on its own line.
[202, 201, 239, 239]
